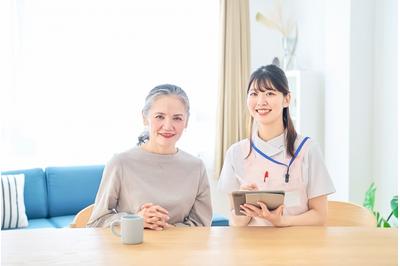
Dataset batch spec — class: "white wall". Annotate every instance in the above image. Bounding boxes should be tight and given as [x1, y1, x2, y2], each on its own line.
[250, 0, 281, 70]
[324, 0, 351, 201]
[284, 0, 326, 72]
[348, 0, 374, 205]
[250, 0, 398, 218]
[250, 0, 326, 71]
[398, 0, 400, 217]
[373, 0, 398, 216]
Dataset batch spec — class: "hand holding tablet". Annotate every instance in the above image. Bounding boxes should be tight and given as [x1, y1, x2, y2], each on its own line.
[232, 190, 285, 216]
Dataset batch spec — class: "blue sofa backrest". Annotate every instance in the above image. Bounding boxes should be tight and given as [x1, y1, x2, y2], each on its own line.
[45, 165, 104, 217]
[2, 168, 48, 219]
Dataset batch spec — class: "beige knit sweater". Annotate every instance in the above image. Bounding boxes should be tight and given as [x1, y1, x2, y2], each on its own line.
[87, 147, 212, 227]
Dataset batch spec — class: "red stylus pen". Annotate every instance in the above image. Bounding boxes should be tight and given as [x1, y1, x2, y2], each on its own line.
[264, 171, 269, 182]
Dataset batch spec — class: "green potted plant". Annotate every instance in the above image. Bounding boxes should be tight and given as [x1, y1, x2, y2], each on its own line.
[363, 183, 398, 227]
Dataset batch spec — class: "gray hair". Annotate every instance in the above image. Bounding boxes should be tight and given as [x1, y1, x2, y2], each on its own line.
[137, 84, 190, 145]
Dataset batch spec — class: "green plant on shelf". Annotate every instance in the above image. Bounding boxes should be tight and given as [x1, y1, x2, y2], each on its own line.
[363, 182, 398, 227]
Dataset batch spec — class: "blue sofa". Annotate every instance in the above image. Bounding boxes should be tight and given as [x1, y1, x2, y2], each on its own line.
[3, 165, 228, 229]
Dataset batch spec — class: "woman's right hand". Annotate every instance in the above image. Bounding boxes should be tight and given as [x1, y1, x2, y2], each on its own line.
[138, 203, 170, 231]
[236, 183, 259, 221]
[239, 183, 259, 191]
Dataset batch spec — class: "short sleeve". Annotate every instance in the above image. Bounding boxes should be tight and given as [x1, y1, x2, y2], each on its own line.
[217, 145, 240, 194]
[306, 141, 336, 199]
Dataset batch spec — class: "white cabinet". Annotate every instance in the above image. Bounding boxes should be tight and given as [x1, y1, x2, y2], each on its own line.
[286, 70, 324, 151]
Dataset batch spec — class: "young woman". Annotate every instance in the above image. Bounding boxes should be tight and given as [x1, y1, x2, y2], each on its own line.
[88, 84, 212, 229]
[218, 65, 335, 227]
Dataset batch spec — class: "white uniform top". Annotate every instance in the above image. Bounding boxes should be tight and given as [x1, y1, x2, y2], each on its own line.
[218, 132, 335, 226]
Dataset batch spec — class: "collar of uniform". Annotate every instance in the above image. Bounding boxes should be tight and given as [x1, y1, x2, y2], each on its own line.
[252, 132, 285, 157]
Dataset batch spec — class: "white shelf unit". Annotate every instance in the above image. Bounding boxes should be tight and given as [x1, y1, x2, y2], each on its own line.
[286, 70, 324, 151]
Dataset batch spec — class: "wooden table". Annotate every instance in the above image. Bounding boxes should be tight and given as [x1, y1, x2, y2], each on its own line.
[2, 226, 397, 265]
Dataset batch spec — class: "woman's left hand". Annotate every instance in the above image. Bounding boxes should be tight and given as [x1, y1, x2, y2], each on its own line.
[240, 202, 287, 227]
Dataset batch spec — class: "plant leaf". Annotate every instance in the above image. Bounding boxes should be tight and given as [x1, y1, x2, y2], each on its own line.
[377, 219, 383, 227]
[375, 211, 381, 226]
[382, 218, 391, 228]
[363, 183, 376, 211]
[390, 195, 398, 218]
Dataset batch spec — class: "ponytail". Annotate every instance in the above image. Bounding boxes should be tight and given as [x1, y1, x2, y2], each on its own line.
[283, 108, 297, 157]
[137, 130, 149, 146]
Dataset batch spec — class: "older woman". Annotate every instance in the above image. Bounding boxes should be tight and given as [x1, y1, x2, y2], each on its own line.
[88, 84, 212, 229]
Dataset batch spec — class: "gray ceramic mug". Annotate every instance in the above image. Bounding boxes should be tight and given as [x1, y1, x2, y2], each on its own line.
[111, 215, 144, 244]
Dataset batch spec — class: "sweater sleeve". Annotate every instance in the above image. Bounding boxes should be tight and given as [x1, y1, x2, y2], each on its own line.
[175, 162, 212, 227]
[87, 155, 128, 227]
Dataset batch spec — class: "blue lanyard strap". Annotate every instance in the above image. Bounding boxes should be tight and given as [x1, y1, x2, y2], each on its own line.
[251, 137, 310, 180]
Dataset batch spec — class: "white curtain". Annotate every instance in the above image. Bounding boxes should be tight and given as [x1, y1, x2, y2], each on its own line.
[2, 0, 219, 171]
[214, 0, 251, 179]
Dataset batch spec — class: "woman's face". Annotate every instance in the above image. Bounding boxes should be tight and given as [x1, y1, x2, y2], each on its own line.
[143, 95, 188, 151]
[247, 81, 290, 127]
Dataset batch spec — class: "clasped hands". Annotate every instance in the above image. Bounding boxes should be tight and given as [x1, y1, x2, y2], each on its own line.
[137, 203, 173, 230]
[239, 183, 287, 227]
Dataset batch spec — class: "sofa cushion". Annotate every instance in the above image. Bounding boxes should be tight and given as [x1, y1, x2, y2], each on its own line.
[25, 218, 56, 229]
[211, 214, 229, 226]
[1, 174, 29, 229]
[2, 168, 48, 219]
[46, 165, 103, 217]
[49, 215, 75, 228]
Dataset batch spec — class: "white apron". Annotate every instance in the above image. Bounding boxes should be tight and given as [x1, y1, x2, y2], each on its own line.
[238, 137, 310, 226]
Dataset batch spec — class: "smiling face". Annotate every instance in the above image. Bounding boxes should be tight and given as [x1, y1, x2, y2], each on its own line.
[143, 95, 188, 154]
[247, 79, 290, 130]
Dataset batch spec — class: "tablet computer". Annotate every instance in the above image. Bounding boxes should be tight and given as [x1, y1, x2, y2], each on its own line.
[232, 190, 285, 216]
